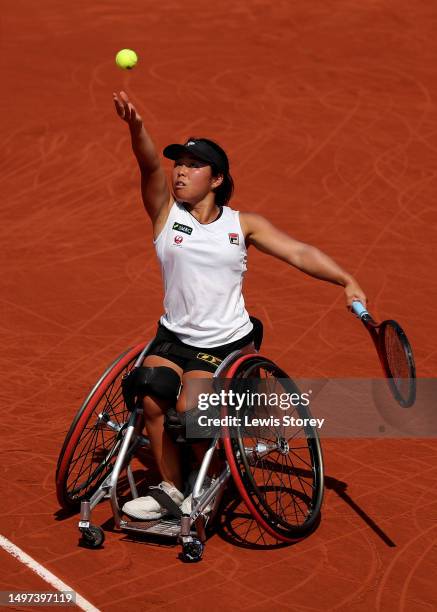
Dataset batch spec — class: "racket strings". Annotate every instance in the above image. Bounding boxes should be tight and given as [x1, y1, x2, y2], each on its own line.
[383, 324, 412, 396]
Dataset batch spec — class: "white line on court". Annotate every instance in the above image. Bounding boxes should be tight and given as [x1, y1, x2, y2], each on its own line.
[0, 535, 100, 612]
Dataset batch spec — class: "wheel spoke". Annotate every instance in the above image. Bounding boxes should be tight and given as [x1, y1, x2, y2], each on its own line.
[224, 355, 323, 540]
[57, 349, 142, 508]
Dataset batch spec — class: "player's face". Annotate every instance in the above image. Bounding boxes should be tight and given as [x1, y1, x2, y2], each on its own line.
[172, 154, 220, 203]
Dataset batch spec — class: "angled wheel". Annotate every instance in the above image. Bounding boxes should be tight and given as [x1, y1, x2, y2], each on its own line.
[180, 538, 204, 562]
[80, 525, 105, 548]
[56, 343, 147, 510]
[222, 354, 324, 542]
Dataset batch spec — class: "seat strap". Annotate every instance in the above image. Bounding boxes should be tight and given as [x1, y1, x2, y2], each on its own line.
[147, 487, 183, 518]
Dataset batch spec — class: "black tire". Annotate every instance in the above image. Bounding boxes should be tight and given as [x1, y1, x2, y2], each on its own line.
[223, 354, 324, 541]
[80, 525, 105, 548]
[56, 343, 147, 510]
[180, 538, 204, 562]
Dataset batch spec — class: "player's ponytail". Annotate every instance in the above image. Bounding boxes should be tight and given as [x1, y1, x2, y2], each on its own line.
[212, 167, 234, 206]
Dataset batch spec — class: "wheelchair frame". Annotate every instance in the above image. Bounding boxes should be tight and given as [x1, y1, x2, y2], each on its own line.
[57, 340, 324, 562]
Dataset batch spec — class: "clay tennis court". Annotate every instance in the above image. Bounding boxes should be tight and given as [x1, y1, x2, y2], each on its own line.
[1, 0, 437, 609]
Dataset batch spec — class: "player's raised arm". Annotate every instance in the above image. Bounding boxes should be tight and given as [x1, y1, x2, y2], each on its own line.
[241, 212, 367, 309]
[113, 91, 172, 231]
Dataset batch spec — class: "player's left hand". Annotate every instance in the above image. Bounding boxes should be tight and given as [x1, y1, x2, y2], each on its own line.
[344, 279, 367, 310]
[113, 91, 143, 132]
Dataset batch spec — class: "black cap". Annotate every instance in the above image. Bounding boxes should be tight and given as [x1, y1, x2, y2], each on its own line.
[163, 138, 229, 173]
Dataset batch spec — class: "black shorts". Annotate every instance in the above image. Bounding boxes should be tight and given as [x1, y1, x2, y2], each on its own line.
[147, 323, 254, 373]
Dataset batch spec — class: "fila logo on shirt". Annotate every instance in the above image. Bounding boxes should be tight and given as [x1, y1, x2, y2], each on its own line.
[228, 233, 239, 245]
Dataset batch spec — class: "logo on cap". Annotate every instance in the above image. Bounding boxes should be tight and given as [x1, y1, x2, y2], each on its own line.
[186, 141, 196, 146]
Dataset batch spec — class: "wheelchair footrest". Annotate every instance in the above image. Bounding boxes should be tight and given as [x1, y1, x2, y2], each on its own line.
[122, 517, 185, 538]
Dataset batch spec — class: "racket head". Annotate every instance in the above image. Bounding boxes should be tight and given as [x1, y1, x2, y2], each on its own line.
[378, 320, 416, 408]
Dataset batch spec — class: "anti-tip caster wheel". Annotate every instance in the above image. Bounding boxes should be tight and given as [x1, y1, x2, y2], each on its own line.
[180, 538, 204, 562]
[80, 525, 105, 548]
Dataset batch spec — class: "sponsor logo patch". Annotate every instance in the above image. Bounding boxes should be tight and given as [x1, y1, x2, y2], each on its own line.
[172, 222, 193, 235]
[174, 235, 183, 245]
[196, 353, 223, 367]
[228, 233, 239, 245]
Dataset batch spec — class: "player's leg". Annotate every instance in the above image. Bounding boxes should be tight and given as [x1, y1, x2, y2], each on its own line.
[141, 354, 184, 491]
[122, 354, 185, 520]
[176, 369, 214, 462]
[175, 369, 219, 514]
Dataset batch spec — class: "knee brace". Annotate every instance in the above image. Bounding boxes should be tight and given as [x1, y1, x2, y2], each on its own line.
[121, 366, 181, 411]
[164, 407, 218, 444]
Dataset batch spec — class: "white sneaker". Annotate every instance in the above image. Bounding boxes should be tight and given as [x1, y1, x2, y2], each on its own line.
[122, 481, 184, 520]
[180, 477, 213, 515]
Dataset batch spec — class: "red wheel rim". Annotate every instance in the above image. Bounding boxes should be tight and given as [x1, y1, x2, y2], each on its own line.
[221, 354, 302, 543]
[56, 342, 146, 508]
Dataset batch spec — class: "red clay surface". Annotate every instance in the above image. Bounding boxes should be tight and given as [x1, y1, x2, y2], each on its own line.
[1, 1, 437, 610]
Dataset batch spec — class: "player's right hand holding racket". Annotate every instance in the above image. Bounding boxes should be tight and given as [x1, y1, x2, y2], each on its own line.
[351, 301, 416, 408]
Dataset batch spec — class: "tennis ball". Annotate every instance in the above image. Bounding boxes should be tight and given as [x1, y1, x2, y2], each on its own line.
[115, 49, 138, 70]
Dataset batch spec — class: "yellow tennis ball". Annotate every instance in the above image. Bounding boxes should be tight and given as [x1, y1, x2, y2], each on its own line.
[115, 49, 138, 70]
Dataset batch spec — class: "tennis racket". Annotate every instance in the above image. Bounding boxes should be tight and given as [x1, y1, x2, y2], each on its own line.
[351, 301, 416, 408]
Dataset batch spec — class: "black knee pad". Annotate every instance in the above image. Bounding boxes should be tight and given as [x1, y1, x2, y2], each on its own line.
[121, 366, 181, 410]
[164, 406, 217, 444]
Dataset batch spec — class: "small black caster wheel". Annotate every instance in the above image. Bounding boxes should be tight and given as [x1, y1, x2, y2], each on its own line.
[80, 525, 105, 548]
[181, 538, 204, 562]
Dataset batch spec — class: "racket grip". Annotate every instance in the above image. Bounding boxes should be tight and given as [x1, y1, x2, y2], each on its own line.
[351, 301, 368, 318]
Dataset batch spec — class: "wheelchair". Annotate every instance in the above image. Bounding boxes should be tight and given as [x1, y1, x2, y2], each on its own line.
[56, 324, 324, 562]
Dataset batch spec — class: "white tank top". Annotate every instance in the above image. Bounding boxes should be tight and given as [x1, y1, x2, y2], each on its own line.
[154, 201, 253, 347]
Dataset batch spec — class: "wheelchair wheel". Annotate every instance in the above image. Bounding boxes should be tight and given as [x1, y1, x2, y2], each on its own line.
[56, 343, 147, 510]
[80, 525, 105, 549]
[222, 354, 324, 542]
